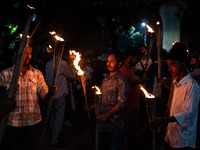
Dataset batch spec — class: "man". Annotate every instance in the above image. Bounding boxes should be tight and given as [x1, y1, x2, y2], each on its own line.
[133, 44, 152, 80]
[189, 56, 200, 85]
[150, 42, 200, 150]
[119, 46, 143, 150]
[0, 46, 57, 150]
[45, 54, 74, 147]
[97, 51, 129, 150]
[87, 51, 129, 150]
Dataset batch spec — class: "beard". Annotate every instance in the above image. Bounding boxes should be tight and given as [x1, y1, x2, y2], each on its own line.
[23, 59, 30, 67]
[107, 65, 118, 72]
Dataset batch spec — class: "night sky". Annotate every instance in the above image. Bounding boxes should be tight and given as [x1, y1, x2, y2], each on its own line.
[0, 0, 200, 55]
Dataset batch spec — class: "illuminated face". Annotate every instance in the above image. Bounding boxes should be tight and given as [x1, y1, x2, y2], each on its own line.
[23, 46, 32, 66]
[167, 59, 183, 77]
[106, 54, 121, 72]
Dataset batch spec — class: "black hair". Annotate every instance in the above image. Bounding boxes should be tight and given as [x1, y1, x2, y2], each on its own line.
[124, 46, 144, 58]
[138, 44, 147, 49]
[167, 42, 190, 65]
[108, 50, 124, 65]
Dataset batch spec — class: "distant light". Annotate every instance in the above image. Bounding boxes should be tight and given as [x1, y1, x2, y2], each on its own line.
[141, 22, 146, 27]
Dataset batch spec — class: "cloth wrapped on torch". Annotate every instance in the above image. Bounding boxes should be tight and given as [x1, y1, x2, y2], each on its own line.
[69, 50, 90, 120]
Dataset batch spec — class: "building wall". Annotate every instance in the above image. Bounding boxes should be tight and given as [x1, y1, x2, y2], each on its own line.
[159, 1, 187, 51]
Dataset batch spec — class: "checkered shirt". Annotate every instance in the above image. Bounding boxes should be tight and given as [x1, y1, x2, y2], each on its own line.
[0, 65, 49, 127]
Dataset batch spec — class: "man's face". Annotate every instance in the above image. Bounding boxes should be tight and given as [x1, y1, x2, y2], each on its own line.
[139, 46, 147, 53]
[23, 47, 32, 66]
[167, 59, 184, 77]
[190, 57, 198, 69]
[106, 54, 121, 72]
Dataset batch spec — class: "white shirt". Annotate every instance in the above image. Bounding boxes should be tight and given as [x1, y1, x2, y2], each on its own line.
[134, 58, 152, 71]
[165, 74, 200, 148]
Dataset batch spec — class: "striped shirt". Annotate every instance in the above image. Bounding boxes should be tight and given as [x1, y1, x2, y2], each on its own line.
[45, 58, 74, 99]
[98, 71, 129, 132]
[165, 74, 200, 148]
[0, 65, 48, 127]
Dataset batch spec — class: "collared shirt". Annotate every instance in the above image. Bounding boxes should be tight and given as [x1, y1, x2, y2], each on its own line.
[120, 61, 140, 110]
[45, 58, 74, 99]
[98, 71, 129, 132]
[0, 65, 49, 127]
[165, 74, 200, 148]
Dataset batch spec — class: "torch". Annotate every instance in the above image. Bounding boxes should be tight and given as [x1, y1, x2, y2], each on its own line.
[0, 5, 36, 146]
[69, 50, 90, 121]
[139, 84, 156, 150]
[144, 24, 155, 76]
[155, 21, 162, 99]
[92, 85, 102, 150]
[40, 32, 65, 144]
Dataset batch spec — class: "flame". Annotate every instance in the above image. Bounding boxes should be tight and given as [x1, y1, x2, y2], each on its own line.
[92, 85, 102, 94]
[48, 45, 52, 49]
[49, 31, 56, 35]
[19, 33, 30, 39]
[146, 25, 154, 33]
[27, 5, 35, 9]
[49, 31, 64, 41]
[55, 35, 65, 41]
[69, 50, 84, 75]
[139, 84, 155, 99]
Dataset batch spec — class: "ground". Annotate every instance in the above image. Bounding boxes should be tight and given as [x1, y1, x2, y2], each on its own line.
[37, 106, 166, 150]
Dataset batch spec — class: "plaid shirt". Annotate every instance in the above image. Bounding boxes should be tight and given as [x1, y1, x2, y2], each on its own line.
[0, 65, 48, 127]
[98, 71, 129, 132]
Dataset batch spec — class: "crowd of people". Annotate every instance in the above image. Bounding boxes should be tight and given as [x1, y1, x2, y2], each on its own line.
[0, 41, 200, 150]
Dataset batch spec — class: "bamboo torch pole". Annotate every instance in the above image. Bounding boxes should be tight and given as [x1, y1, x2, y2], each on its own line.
[92, 85, 102, 150]
[144, 24, 155, 76]
[95, 94, 101, 150]
[80, 75, 90, 120]
[156, 21, 162, 99]
[40, 43, 65, 144]
[0, 11, 33, 146]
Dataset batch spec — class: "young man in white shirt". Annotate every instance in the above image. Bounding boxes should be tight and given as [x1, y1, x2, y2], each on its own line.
[150, 42, 200, 150]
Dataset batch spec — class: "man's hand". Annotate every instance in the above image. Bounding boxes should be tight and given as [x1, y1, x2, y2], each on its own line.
[149, 117, 165, 128]
[96, 113, 109, 122]
[44, 85, 58, 102]
[149, 116, 176, 128]
[49, 85, 58, 96]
